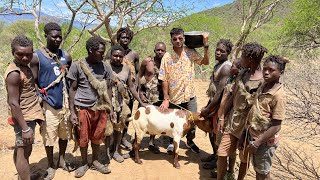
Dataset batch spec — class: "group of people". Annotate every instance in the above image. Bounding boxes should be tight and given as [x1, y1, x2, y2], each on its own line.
[5, 21, 287, 180]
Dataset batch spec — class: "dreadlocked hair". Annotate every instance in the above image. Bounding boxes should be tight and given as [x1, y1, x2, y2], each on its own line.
[242, 42, 268, 62]
[170, 28, 184, 37]
[44, 22, 61, 34]
[217, 39, 233, 54]
[86, 36, 106, 53]
[263, 55, 289, 72]
[11, 35, 33, 53]
[116, 27, 133, 41]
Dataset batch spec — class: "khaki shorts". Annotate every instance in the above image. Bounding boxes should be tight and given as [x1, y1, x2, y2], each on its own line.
[217, 132, 238, 157]
[41, 102, 70, 146]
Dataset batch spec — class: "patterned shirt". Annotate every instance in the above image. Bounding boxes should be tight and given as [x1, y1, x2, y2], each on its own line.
[159, 46, 202, 104]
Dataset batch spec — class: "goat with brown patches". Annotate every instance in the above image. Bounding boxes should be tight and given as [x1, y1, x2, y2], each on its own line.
[130, 105, 213, 168]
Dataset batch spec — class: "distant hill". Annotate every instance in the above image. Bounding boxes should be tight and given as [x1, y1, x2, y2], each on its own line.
[0, 8, 95, 29]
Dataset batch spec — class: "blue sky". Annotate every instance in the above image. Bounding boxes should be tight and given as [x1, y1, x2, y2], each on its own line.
[37, 0, 235, 18]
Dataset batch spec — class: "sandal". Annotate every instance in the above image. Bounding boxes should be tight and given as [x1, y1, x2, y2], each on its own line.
[200, 154, 216, 162]
[91, 161, 111, 174]
[202, 160, 217, 169]
[113, 152, 124, 163]
[122, 153, 130, 159]
[74, 164, 89, 178]
[148, 144, 160, 154]
[43, 167, 56, 180]
[121, 139, 133, 150]
[59, 162, 76, 172]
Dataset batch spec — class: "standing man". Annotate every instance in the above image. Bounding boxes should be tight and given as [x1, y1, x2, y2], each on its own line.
[30, 22, 72, 180]
[116, 27, 139, 149]
[68, 36, 113, 177]
[6, 35, 44, 180]
[200, 39, 233, 170]
[159, 28, 209, 153]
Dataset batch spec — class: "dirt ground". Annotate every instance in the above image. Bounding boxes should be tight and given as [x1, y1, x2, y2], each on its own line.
[0, 80, 319, 180]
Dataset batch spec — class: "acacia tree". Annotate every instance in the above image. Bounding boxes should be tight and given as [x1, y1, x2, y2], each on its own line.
[0, 0, 187, 50]
[232, 0, 281, 60]
[281, 0, 320, 51]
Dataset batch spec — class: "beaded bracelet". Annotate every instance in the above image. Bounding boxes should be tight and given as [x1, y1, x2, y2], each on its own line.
[22, 127, 31, 133]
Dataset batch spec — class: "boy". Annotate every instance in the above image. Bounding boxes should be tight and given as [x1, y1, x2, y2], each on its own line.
[216, 42, 268, 180]
[5, 35, 44, 180]
[68, 36, 112, 178]
[106, 45, 146, 163]
[200, 39, 233, 169]
[30, 22, 73, 179]
[240, 55, 287, 180]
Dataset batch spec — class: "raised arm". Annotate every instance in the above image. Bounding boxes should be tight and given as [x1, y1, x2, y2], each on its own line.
[201, 32, 210, 65]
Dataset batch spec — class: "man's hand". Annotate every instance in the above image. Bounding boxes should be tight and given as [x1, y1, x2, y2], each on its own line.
[160, 99, 169, 111]
[69, 113, 78, 127]
[247, 141, 260, 154]
[140, 103, 148, 108]
[22, 128, 34, 145]
[200, 107, 210, 117]
[202, 32, 209, 47]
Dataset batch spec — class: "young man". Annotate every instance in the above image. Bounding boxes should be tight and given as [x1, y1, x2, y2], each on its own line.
[216, 42, 268, 180]
[5, 35, 44, 180]
[107, 45, 146, 163]
[159, 28, 209, 154]
[153, 42, 166, 70]
[68, 36, 112, 178]
[116, 27, 140, 150]
[137, 42, 166, 154]
[30, 22, 72, 179]
[200, 39, 233, 170]
[241, 55, 287, 180]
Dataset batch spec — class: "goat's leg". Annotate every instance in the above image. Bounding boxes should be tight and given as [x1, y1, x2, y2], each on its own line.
[133, 133, 143, 164]
[173, 137, 181, 169]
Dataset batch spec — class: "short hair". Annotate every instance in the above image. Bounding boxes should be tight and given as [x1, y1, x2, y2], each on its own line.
[155, 42, 166, 48]
[116, 27, 134, 41]
[110, 44, 125, 54]
[217, 39, 233, 54]
[263, 55, 289, 72]
[44, 22, 61, 35]
[86, 36, 105, 53]
[11, 35, 33, 53]
[241, 42, 268, 62]
[170, 28, 184, 37]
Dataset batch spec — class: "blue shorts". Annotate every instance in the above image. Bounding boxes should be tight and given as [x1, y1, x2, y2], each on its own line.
[252, 143, 278, 175]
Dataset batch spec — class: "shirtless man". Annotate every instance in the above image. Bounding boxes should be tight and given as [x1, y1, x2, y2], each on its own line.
[200, 39, 233, 170]
[153, 42, 166, 69]
[107, 45, 146, 163]
[116, 27, 139, 149]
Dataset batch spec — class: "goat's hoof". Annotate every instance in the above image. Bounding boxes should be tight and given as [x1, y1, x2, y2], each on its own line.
[173, 162, 180, 169]
[134, 159, 143, 164]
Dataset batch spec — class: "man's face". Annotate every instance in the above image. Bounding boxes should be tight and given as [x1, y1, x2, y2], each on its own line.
[154, 44, 166, 59]
[215, 43, 229, 62]
[119, 33, 131, 47]
[263, 61, 281, 83]
[240, 54, 251, 69]
[46, 30, 62, 49]
[171, 33, 184, 48]
[13, 45, 33, 66]
[111, 50, 125, 66]
[91, 44, 105, 62]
